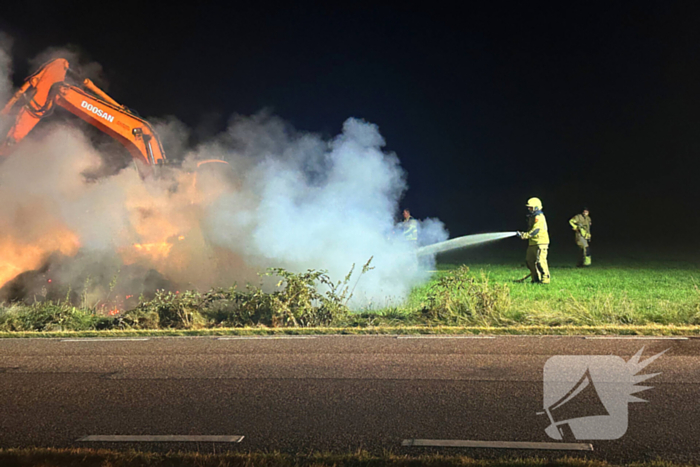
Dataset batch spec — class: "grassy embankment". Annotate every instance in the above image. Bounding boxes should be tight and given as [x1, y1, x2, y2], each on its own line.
[0, 448, 690, 467]
[1, 245, 699, 336]
[402, 261, 700, 327]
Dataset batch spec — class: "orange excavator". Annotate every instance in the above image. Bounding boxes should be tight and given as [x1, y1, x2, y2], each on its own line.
[1, 58, 166, 176]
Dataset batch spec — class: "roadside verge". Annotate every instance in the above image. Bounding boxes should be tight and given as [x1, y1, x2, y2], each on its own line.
[1, 324, 699, 338]
[0, 448, 686, 467]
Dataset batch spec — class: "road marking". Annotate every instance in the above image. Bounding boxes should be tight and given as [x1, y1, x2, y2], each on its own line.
[396, 335, 495, 339]
[584, 336, 688, 340]
[78, 435, 244, 442]
[401, 439, 593, 451]
[216, 336, 317, 340]
[61, 338, 150, 342]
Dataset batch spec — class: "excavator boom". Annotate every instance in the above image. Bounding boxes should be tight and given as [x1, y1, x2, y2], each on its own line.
[1, 59, 166, 173]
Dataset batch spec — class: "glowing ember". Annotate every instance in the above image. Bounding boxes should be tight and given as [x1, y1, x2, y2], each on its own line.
[133, 241, 173, 257]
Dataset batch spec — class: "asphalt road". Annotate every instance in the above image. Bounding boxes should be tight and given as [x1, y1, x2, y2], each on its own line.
[0, 335, 698, 462]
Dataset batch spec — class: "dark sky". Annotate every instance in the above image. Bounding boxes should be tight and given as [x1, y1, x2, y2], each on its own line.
[2, 2, 700, 246]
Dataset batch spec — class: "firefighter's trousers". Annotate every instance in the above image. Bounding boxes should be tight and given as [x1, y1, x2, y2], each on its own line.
[526, 244, 550, 283]
[575, 234, 591, 266]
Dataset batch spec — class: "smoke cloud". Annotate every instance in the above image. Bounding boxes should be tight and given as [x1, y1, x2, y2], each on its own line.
[0, 48, 448, 309]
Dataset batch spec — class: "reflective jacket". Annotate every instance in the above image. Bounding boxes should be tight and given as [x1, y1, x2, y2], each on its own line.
[403, 217, 418, 242]
[522, 210, 549, 245]
[569, 213, 592, 238]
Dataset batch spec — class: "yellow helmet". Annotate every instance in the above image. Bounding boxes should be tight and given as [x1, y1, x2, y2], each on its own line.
[526, 197, 542, 209]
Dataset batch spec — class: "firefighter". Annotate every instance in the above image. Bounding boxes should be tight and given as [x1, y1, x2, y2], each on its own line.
[517, 197, 550, 284]
[402, 209, 419, 245]
[569, 208, 592, 266]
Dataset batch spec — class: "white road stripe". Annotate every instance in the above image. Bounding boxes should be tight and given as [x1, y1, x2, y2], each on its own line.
[401, 439, 593, 451]
[396, 335, 495, 339]
[584, 336, 688, 340]
[216, 336, 317, 340]
[61, 338, 150, 342]
[78, 435, 244, 442]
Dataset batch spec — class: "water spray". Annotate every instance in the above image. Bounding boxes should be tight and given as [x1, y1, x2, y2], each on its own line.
[416, 231, 518, 257]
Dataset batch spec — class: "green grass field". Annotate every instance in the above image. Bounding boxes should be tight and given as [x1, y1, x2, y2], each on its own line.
[401, 262, 700, 326]
[394, 242, 700, 327]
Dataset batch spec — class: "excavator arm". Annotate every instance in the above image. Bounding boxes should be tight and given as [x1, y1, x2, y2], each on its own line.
[1, 58, 166, 173]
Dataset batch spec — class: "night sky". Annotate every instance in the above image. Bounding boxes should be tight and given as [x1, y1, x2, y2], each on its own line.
[2, 2, 700, 248]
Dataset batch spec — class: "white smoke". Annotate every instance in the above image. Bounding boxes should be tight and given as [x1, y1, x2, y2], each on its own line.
[200, 114, 447, 305]
[0, 47, 448, 308]
[29, 45, 106, 88]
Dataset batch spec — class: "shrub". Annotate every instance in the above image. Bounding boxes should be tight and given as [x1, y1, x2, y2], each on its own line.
[122, 290, 206, 329]
[420, 266, 512, 325]
[0, 260, 372, 330]
[118, 261, 368, 329]
[266, 268, 344, 327]
[199, 286, 274, 327]
[0, 301, 108, 331]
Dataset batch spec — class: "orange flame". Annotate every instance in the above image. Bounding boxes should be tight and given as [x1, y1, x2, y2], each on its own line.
[0, 162, 225, 291]
[0, 227, 80, 288]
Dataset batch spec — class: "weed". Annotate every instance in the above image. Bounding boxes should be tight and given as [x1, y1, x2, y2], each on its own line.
[266, 268, 348, 326]
[0, 301, 108, 332]
[123, 290, 206, 329]
[419, 266, 511, 325]
[117, 262, 370, 330]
